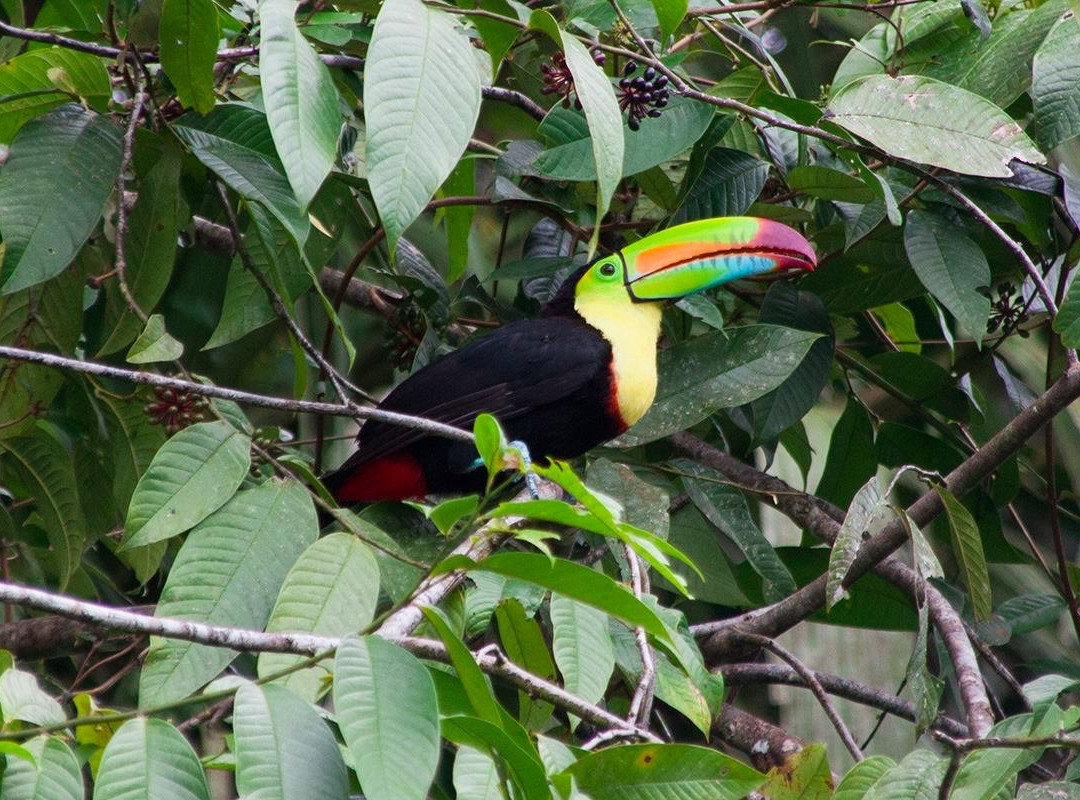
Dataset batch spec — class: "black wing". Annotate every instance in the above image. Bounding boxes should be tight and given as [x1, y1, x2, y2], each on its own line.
[338, 316, 611, 469]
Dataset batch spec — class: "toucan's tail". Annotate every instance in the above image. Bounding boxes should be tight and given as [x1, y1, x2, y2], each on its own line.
[320, 452, 429, 504]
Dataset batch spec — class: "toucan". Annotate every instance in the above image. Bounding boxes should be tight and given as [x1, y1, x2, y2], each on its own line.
[322, 217, 816, 503]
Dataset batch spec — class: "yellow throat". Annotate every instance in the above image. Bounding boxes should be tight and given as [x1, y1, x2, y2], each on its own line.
[574, 294, 663, 427]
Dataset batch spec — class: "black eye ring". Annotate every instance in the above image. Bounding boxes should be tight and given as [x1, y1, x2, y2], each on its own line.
[599, 262, 616, 277]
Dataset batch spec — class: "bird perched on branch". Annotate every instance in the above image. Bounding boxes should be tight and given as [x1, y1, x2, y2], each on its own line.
[322, 217, 816, 503]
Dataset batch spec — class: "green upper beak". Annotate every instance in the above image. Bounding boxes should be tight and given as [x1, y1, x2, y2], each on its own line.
[621, 217, 817, 301]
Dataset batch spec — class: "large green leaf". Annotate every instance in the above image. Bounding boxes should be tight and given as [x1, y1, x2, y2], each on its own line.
[123, 420, 251, 549]
[0, 105, 121, 293]
[558, 743, 766, 800]
[495, 599, 556, 730]
[98, 142, 184, 355]
[334, 635, 440, 800]
[652, 0, 688, 38]
[672, 147, 768, 224]
[0, 47, 110, 142]
[826, 75, 1044, 177]
[257, 0, 340, 208]
[863, 749, 946, 800]
[0, 668, 64, 727]
[826, 477, 888, 610]
[787, 165, 875, 203]
[550, 595, 614, 721]
[0, 736, 82, 800]
[1032, 13, 1080, 151]
[92, 718, 210, 800]
[834, 755, 896, 800]
[138, 479, 317, 706]
[935, 485, 992, 622]
[759, 743, 833, 800]
[902, 210, 991, 340]
[452, 747, 502, 800]
[618, 325, 819, 446]
[444, 552, 674, 643]
[1053, 267, 1080, 347]
[422, 606, 503, 728]
[258, 533, 379, 702]
[441, 715, 550, 800]
[534, 96, 713, 181]
[233, 683, 349, 800]
[364, 0, 482, 252]
[1, 430, 86, 587]
[159, 0, 218, 114]
[815, 397, 877, 509]
[950, 711, 1062, 800]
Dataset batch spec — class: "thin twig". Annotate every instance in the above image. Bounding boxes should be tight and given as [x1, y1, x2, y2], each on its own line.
[624, 546, 656, 727]
[112, 73, 149, 324]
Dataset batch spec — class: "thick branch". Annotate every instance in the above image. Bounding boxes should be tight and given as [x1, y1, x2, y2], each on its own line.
[714, 704, 806, 771]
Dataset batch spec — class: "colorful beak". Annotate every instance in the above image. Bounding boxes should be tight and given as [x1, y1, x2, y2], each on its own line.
[621, 217, 817, 301]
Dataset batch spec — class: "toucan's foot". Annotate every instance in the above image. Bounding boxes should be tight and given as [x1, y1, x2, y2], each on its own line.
[508, 439, 541, 499]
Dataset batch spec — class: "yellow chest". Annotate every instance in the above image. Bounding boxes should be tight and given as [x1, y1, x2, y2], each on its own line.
[574, 297, 662, 427]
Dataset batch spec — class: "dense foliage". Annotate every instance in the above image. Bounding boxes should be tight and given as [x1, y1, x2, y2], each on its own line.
[1, 0, 1080, 797]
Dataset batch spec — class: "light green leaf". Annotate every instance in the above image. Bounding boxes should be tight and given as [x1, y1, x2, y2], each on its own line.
[935, 484, 992, 622]
[826, 74, 1045, 177]
[126, 314, 184, 364]
[364, 0, 482, 252]
[495, 599, 556, 730]
[905, 595, 944, 735]
[0, 736, 82, 800]
[0, 669, 65, 727]
[826, 477, 888, 610]
[0, 47, 110, 142]
[559, 743, 766, 800]
[950, 711, 1063, 800]
[1032, 12, 1080, 151]
[0, 105, 121, 294]
[123, 420, 251, 549]
[258, 533, 379, 702]
[92, 718, 210, 800]
[234, 683, 349, 800]
[903, 210, 991, 341]
[652, 0, 687, 39]
[257, 0, 340, 208]
[334, 635, 440, 800]
[453, 746, 502, 800]
[551, 595, 614, 726]
[618, 325, 820, 446]
[422, 606, 503, 728]
[787, 165, 876, 203]
[759, 743, 833, 800]
[1053, 263, 1080, 347]
[834, 755, 896, 800]
[139, 479, 317, 706]
[159, 0, 219, 114]
[1018, 783, 1080, 800]
[441, 715, 549, 800]
[864, 749, 947, 800]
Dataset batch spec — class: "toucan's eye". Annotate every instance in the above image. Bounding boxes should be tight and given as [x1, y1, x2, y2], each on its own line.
[598, 262, 617, 278]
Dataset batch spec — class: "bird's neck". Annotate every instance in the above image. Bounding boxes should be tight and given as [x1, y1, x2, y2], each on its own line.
[573, 295, 663, 428]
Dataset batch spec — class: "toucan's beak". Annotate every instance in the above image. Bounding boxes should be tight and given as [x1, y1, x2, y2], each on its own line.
[621, 217, 817, 301]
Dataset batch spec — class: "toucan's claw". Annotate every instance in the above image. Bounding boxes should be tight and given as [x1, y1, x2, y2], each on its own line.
[508, 439, 541, 500]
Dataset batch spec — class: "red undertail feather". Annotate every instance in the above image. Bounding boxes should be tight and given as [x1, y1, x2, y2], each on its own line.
[331, 452, 428, 502]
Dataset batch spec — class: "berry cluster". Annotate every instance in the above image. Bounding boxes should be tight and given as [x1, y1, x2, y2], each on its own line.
[988, 283, 1028, 335]
[540, 50, 606, 109]
[617, 62, 669, 131]
[144, 387, 209, 434]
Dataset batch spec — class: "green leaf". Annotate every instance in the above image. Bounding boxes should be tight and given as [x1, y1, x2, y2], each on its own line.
[951, 711, 1063, 800]
[534, 96, 713, 181]
[97, 144, 184, 355]
[787, 165, 876, 203]
[92, 718, 210, 800]
[159, 0, 219, 114]
[0, 105, 121, 294]
[365, 0, 482, 252]
[334, 635, 440, 800]
[452, 746, 502, 800]
[559, 743, 766, 800]
[0, 736, 82, 800]
[126, 313, 184, 364]
[422, 606, 503, 727]
[123, 420, 251, 549]
[672, 147, 769, 224]
[679, 462, 797, 603]
[652, 0, 687, 38]
[442, 552, 674, 643]
[0, 430, 86, 586]
[550, 595, 614, 726]
[495, 599, 556, 730]
[1032, 12, 1080, 151]
[903, 210, 991, 341]
[557, 31, 623, 255]
[233, 683, 349, 800]
[1018, 784, 1080, 800]
[992, 594, 1066, 637]
[935, 485, 992, 622]
[474, 412, 507, 475]
[826, 74, 1045, 177]
[826, 477, 888, 610]
[619, 325, 820, 446]
[443, 158, 475, 283]
[834, 755, 896, 800]
[864, 749, 947, 800]
[586, 459, 670, 542]
[257, 0, 340, 208]
[815, 397, 876, 509]
[139, 479, 317, 706]
[0, 47, 111, 143]
[441, 715, 549, 800]
[759, 743, 833, 800]
[905, 592, 944, 735]
[258, 533, 379, 702]
[1053, 265, 1080, 347]
[0, 668, 65, 727]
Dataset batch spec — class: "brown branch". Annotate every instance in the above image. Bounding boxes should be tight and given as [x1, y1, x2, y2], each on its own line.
[714, 704, 806, 771]
[112, 74, 149, 324]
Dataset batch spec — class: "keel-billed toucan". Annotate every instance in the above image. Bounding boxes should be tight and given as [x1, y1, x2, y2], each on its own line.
[323, 217, 816, 502]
